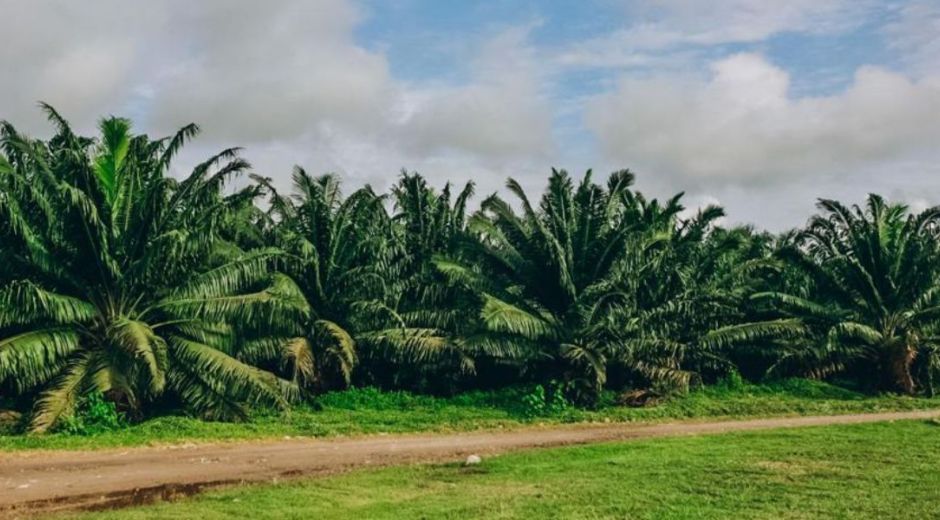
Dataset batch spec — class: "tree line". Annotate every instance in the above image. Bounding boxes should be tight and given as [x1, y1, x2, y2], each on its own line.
[1, 108, 938, 432]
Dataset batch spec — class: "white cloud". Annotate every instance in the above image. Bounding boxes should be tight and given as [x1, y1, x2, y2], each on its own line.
[557, 0, 875, 69]
[147, 0, 394, 142]
[398, 26, 554, 160]
[585, 53, 940, 186]
[884, 0, 940, 77]
[0, 1, 167, 132]
[3, 0, 938, 231]
[0, 0, 554, 200]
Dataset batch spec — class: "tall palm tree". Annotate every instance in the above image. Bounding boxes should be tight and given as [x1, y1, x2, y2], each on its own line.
[749, 195, 940, 394]
[0, 107, 306, 431]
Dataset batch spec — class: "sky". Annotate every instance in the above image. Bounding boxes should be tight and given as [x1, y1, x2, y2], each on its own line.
[1, 0, 939, 230]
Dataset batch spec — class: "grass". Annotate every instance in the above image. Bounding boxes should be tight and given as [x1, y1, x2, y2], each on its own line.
[1, 379, 938, 451]
[72, 419, 940, 519]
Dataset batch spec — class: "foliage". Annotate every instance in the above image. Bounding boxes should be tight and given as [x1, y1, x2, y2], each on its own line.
[3, 107, 940, 436]
[57, 391, 127, 436]
[520, 382, 570, 417]
[430, 169, 677, 404]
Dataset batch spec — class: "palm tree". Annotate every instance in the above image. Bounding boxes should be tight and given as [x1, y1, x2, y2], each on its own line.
[433, 169, 675, 403]
[254, 168, 451, 392]
[750, 195, 940, 394]
[0, 107, 307, 431]
[608, 212, 789, 389]
[384, 172, 485, 385]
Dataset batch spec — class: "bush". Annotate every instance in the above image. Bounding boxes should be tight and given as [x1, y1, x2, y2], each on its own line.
[715, 370, 746, 392]
[57, 393, 127, 436]
[521, 382, 570, 418]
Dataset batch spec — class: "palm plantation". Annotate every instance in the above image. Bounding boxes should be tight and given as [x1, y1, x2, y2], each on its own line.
[1, 108, 939, 432]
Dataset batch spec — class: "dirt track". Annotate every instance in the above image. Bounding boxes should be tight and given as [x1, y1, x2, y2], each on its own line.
[1, 409, 938, 517]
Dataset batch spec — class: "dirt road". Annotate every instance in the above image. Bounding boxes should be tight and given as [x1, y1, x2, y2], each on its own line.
[2, 409, 938, 517]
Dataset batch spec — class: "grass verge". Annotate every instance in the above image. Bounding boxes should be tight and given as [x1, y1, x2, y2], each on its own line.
[1, 379, 937, 451]
[71, 419, 940, 519]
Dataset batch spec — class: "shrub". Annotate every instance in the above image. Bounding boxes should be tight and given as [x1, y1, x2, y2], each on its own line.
[57, 393, 127, 436]
[521, 382, 570, 418]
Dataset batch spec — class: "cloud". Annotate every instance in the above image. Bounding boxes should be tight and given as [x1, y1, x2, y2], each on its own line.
[397, 26, 554, 160]
[0, 1, 167, 132]
[884, 0, 940, 77]
[3, 0, 937, 231]
[0, 0, 555, 200]
[146, 0, 394, 142]
[556, 0, 875, 69]
[585, 53, 940, 187]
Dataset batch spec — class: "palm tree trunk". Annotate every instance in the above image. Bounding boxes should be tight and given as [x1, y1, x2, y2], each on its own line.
[887, 344, 917, 395]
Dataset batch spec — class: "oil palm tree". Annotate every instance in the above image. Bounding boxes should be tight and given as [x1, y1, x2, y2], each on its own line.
[749, 195, 940, 394]
[608, 213, 791, 389]
[385, 172, 485, 383]
[433, 169, 672, 403]
[253, 168, 450, 392]
[0, 107, 307, 431]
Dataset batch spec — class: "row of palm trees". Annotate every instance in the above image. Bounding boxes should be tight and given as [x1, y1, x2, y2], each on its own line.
[2, 110, 939, 431]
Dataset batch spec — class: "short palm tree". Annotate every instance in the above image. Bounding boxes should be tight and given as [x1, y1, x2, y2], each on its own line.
[0, 107, 307, 431]
[610, 213, 790, 388]
[751, 195, 940, 394]
[254, 168, 448, 391]
[435, 169, 667, 403]
[387, 172, 484, 379]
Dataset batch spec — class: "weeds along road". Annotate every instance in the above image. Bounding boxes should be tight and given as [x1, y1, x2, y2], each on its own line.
[2, 409, 939, 517]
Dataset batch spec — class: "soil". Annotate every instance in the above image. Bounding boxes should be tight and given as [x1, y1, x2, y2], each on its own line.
[1, 409, 937, 518]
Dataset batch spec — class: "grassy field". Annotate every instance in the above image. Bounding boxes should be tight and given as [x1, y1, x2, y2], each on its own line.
[2, 379, 938, 451]
[71, 419, 940, 519]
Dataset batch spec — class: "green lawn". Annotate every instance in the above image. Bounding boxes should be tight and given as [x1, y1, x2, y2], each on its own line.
[2, 379, 938, 451]
[73, 419, 940, 519]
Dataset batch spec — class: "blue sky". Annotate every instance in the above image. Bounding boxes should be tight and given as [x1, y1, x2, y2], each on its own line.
[1, 0, 939, 229]
[359, 0, 888, 93]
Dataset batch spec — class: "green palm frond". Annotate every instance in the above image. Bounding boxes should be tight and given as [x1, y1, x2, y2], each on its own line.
[480, 294, 556, 341]
[110, 318, 167, 395]
[169, 337, 290, 410]
[0, 328, 80, 392]
[29, 352, 92, 433]
[700, 319, 807, 350]
[366, 327, 452, 365]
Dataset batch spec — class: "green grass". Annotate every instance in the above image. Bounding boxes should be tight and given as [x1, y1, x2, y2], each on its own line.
[1, 379, 938, 452]
[73, 419, 940, 519]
